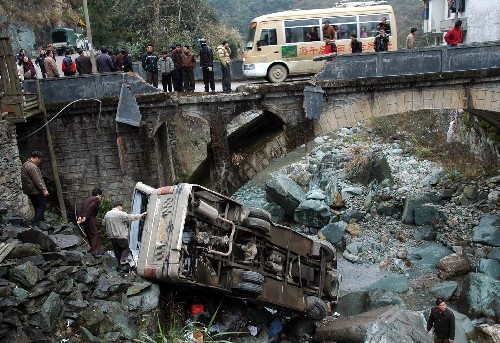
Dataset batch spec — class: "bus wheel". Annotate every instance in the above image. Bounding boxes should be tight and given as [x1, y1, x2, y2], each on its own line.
[305, 296, 328, 320]
[267, 64, 288, 83]
[232, 281, 263, 295]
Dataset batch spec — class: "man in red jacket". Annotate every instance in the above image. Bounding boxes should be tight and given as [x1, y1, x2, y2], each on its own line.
[444, 20, 462, 47]
[78, 188, 103, 257]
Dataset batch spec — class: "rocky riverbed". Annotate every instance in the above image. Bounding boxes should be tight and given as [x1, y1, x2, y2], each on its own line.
[0, 113, 499, 343]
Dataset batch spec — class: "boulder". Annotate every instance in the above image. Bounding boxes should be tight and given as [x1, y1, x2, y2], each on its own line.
[319, 221, 347, 245]
[421, 168, 444, 186]
[451, 309, 476, 341]
[488, 247, 500, 261]
[414, 205, 440, 226]
[375, 202, 398, 217]
[50, 234, 81, 250]
[408, 242, 452, 271]
[346, 152, 393, 186]
[337, 291, 370, 316]
[462, 185, 478, 201]
[479, 258, 500, 279]
[40, 292, 64, 332]
[265, 174, 305, 218]
[476, 324, 500, 342]
[458, 272, 500, 319]
[367, 289, 404, 310]
[17, 229, 57, 251]
[414, 226, 437, 241]
[340, 187, 363, 201]
[472, 213, 500, 247]
[294, 199, 331, 227]
[341, 209, 365, 223]
[364, 308, 431, 343]
[429, 281, 458, 300]
[436, 253, 470, 279]
[313, 306, 392, 343]
[364, 273, 409, 294]
[402, 192, 442, 225]
[9, 261, 44, 289]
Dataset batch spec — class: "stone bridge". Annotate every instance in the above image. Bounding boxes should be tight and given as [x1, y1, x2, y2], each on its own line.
[10, 42, 500, 216]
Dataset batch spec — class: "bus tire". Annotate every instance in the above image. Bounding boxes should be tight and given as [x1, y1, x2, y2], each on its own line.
[243, 217, 271, 233]
[240, 271, 265, 284]
[232, 281, 263, 295]
[243, 206, 272, 222]
[305, 296, 328, 320]
[267, 64, 288, 83]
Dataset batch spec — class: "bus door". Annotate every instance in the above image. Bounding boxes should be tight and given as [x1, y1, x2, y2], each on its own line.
[255, 23, 281, 69]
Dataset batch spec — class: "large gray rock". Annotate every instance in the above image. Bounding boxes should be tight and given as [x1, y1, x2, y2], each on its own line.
[429, 281, 458, 300]
[17, 229, 57, 251]
[408, 242, 452, 270]
[451, 309, 476, 342]
[436, 253, 470, 279]
[346, 152, 393, 186]
[40, 292, 64, 332]
[50, 234, 81, 250]
[364, 273, 409, 294]
[402, 192, 442, 225]
[320, 221, 347, 245]
[488, 247, 500, 261]
[313, 306, 392, 343]
[9, 261, 44, 288]
[367, 289, 404, 310]
[479, 258, 500, 279]
[265, 173, 305, 218]
[421, 168, 444, 187]
[414, 205, 440, 226]
[458, 272, 500, 319]
[472, 213, 500, 247]
[337, 291, 370, 316]
[364, 308, 431, 343]
[139, 283, 160, 312]
[294, 199, 332, 227]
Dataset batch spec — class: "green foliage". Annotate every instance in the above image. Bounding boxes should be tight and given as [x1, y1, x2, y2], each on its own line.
[416, 147, 432, 158]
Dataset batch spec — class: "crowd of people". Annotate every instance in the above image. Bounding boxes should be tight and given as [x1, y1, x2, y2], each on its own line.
[15, 38, 233, 93]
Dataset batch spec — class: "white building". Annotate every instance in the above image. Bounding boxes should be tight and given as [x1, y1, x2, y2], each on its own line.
[422, 0, 500, 44]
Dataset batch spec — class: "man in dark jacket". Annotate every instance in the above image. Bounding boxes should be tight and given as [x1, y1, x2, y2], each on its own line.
[75, 49, 93, 75]
[78, 188, 103, 257]
[122, 50, 133, 72]
[21, 151, 49, 228]
[96, 47, 114, 73]
[350, 34, 362, 53]
[426, 298, 455, 343]
[199, 39, 215, 92]
[374, 28, 389, 52]
[181, 45, 196, 92]
[142, 43, 159, 87]
[35, 49, 47, 78]
[170, 44, 184, 92]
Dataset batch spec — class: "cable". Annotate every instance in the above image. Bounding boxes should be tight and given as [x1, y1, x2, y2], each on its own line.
[17, 98, 102, 142]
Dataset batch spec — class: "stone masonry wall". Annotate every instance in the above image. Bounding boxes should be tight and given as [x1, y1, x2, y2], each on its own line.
[0, 119, 30, 216]
[15, 102, 159, 215]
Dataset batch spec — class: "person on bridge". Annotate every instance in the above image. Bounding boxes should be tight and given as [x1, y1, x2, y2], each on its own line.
[406, 28, 417, 49]
[142, 43, 159, 87]
[44, 50, 59, 78]
[21, 151, 49, 229]
[426, 298, 455, 343]
[199, 38, 215, 92]
[181, 45, 196, 93]
[158, 51, 174, 92]
[217, 40, 232, 92]
[75, 49, 93, 75]
[170, 44, 184, 92]
[374, 28, 389, 52]
[77, 188, 103, 258]
[96, 47, 114, 73]
[350, 34, 362, 53]
[376, 17, 391, 36]
[62, 49, 76, 77]
[323, 35, 337, 54]
[103, 201, 146, 270]
[444, 20, 462, 47]
[122, 50, 133, 72]
[35, 49, 47, 78]
[21, 56, 36, 79]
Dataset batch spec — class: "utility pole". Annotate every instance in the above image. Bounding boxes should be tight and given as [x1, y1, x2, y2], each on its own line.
[83, 0, 97, 74]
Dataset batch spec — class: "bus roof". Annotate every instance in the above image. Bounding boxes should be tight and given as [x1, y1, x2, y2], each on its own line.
[251, 4, 393, 23]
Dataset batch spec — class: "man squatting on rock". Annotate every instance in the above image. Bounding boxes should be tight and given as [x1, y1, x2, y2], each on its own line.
[427, 298, 455, 343]
[103, 201, 147, 269]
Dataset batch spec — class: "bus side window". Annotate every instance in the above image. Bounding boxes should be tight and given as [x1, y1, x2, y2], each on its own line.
[259, 28, 278, 46]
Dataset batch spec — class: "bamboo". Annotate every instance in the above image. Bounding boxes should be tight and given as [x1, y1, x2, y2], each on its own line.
[41, 84, 67, 222]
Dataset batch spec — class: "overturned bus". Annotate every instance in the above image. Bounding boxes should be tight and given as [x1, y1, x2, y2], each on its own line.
[129, 182, 340, 320]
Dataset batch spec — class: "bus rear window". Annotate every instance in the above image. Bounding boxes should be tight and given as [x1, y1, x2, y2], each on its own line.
[246, 23, 257, 50]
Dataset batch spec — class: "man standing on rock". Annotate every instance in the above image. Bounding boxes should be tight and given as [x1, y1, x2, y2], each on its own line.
[426, 298, 455, 343]
[21, 151, 49, 229]
[103, 201, 146, 270]
[77, 188, 103, 258]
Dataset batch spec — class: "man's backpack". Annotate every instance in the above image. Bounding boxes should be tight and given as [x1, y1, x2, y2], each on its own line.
[62, 57, 76, 76]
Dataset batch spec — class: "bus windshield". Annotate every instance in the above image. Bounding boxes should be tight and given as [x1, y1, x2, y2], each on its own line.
[246, 23, 257, 50]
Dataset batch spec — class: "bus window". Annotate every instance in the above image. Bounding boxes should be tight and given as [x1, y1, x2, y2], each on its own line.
[285, 19, 321, 43]
[259, 28, 278, 46]
[246, 23, 257, 50]
[323, 16, 357, 40]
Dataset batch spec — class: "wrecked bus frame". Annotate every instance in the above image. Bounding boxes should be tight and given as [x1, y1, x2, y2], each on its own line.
[129, 182, 340, 320]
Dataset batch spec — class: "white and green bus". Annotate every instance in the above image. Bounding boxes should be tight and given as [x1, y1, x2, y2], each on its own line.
[242, 1, 397, 82]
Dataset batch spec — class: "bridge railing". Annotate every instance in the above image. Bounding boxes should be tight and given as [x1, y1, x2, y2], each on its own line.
[0, 36, 24, 121]
[315, 41, 500, 81]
